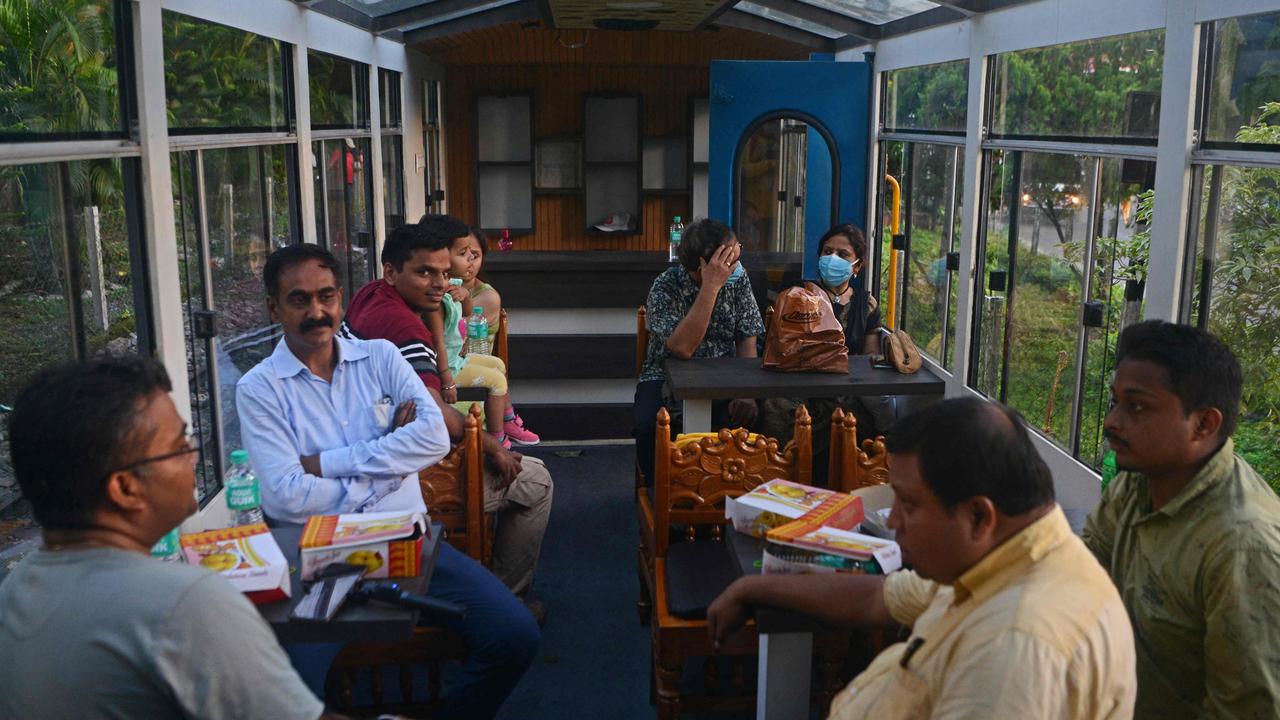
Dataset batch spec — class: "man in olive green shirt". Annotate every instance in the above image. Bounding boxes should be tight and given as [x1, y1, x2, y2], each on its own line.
[1084, 320, 1280, 719]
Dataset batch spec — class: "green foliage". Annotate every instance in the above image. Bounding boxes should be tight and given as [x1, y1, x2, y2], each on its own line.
[886, 60, 968, 131]
[162, 12, 287, 130]
[993, 29, 1165, 138]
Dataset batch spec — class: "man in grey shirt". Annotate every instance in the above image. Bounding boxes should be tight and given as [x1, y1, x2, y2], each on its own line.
[0, 355, 332, 719]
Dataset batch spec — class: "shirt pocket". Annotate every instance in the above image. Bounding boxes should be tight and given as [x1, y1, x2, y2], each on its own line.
[367, 399, 394, 436]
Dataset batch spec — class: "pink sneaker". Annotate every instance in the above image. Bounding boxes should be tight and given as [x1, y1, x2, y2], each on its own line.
[503, 414, 540, 446]
[489, 431, 512, 450]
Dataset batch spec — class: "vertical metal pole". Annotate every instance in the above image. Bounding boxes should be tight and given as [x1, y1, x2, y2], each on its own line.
[224, 183, 235, 268]
[83, 206, 109, 332]
[194, 150, 226, 483]
[940, 145, 959, 365]
[998, 151, 1022, 404]
[1069, 157, 1103, 455]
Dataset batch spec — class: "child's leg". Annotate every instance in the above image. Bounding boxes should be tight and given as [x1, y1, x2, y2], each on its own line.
[454, 358, 509, 437]
[465, 355, 539, 444]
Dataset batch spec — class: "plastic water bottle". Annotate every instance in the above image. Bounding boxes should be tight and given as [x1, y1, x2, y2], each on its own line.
[668, 215, 683, 263]
[224, 450, 264, 526]
[467, 307, 491, 356]
[1101, 450, 1118, 492]
[151, 526, 182, 562]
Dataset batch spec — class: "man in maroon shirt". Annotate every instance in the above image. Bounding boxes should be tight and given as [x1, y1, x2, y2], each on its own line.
[342, 216, 553, 612]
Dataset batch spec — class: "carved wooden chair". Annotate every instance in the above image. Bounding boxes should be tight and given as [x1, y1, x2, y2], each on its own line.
[493, 308, 509, 369]
[647, 405, 813, 719]
[325, 404, 489, 714]
[828, 407, 890, 493]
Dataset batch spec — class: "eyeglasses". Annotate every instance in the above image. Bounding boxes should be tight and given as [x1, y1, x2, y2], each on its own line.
[107, 434, 203, 478]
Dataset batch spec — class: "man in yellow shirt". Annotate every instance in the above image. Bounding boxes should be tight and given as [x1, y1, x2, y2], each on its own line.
[707, 397, 1136, 718]
[1083, 320, 1280, 719]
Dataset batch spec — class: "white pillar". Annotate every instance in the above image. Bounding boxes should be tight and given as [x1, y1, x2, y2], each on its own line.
[1145, 1, 1200, 321]
[131, 0, 191, 421]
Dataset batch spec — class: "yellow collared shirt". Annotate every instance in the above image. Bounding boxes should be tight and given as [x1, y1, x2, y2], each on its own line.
[829, 507, 1136, 720]
[1083, 439, 1280, 719]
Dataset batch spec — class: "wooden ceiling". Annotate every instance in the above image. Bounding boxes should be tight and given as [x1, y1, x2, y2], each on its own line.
[547, 0, 727, 31]
[414, 22, 812, 64]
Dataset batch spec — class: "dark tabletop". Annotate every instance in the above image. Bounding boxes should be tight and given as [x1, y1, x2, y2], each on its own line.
[727, 530, 831, 635]
[664, 355, 945, 401]
[259, 523, 442, 645]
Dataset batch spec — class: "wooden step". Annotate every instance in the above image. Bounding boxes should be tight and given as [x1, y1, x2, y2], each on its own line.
[511, 404, 633, 442]
[507, 334, 636, 380]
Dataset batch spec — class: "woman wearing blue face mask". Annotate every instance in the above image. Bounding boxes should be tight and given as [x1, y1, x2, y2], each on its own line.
[761, 224, 886, 483]
[634, 218, 766, 487]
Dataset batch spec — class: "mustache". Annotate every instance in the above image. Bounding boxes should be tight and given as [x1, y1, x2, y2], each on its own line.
[300, 315, 334, 333]
[1102, 430, 1128, 449]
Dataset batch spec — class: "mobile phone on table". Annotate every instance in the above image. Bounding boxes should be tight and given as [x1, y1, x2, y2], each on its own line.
[290, 563, 366, 622]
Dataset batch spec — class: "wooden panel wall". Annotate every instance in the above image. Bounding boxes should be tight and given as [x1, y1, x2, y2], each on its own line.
[421, 24, 808, 252]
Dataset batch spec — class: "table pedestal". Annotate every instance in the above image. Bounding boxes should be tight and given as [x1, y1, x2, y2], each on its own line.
[682, 398, 713, 433]
[757, 632, 814, 720]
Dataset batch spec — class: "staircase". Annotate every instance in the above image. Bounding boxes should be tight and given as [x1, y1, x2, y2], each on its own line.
[485, 250, 801, 442]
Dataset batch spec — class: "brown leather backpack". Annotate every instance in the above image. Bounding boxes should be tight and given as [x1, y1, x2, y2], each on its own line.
[762, 282, 849, 374]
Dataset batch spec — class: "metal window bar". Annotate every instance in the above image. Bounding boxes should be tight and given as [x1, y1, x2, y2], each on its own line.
[1068, 156, 1104, 455]
[194, 150, 228, 489]
[998, 149, 1023, 404]
[939, 144, 960, 367]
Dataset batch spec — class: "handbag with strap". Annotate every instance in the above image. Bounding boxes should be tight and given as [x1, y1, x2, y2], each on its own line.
[878, 328, 922, 374]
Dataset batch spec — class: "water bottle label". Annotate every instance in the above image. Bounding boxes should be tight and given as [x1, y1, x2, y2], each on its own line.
[226, 482, 261, 511]
[151, 527, 181, 558]
[670, 230, 681, 244]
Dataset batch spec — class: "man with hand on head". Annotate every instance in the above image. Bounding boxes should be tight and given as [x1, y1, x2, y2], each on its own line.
[1084, 320, 1280, 719]
[339, 215, 553, 611]
[707, 397, 1136, 719]
[0, 355, 334, 719]
[235, 244, 538, 720]
[634, 218, 765, 486]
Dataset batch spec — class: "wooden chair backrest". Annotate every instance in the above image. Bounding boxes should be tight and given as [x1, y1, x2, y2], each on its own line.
[829, 408, 890, 493]
[418, 403, 488, 563]
[763, 305, 774, 340]
[653, 404, 812, 557]
[636, 305, 648, 377]
[493, 309, 509, 368]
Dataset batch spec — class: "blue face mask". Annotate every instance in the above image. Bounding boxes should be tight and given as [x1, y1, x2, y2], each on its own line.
[818, 254, 853, 286]
[728, 261, 745, 283]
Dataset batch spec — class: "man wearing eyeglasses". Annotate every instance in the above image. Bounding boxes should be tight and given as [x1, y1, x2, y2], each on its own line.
[0, 355, 335, 719]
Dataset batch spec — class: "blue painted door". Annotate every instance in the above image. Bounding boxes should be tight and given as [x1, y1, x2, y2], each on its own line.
[708, 59, 872, 278]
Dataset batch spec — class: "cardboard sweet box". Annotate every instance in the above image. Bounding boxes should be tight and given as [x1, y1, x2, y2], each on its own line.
[726, 479, 864, 538]
[298, 510, 429, 581]
[180, 523, 290, 604]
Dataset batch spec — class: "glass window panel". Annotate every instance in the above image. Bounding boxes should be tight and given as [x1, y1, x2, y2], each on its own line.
[973, 149, 1013, 398]
[380, 69, 402, 129]
[991, 29, 1164, 140]
[884, 61, 967, 133]
[382, 135, 405, 233]
[901, 143, 963, 370]
[1075, 160, 1150, 469]
[314, 139, 375, 295]
[1194, 164, 1280, 491]
[798, 0, 936, 24]
[162, 12, 289, 132]
[309, 51, 370, 130]
[878, 140, 904, 314]
[0, 0, 124, 140]
[735, 2, 846, 39]
[1206, 10, 1280, 145]
[170, 152, 219, 499]
[0, 158, 142, 495]
[333, 0, 429, 16]
[1002, 152, 1091, 446]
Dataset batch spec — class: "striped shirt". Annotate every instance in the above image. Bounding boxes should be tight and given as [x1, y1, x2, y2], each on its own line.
[341, 279, 442, 391]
